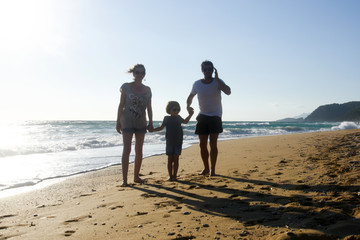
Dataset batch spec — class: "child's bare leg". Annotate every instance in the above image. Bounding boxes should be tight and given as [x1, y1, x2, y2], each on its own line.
[167, 155, 174, 181]
[172, 155, 179, 181]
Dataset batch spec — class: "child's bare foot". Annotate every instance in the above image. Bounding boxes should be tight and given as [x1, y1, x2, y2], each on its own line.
[134, 177, 145, 184]
[198, 169, 210, 175]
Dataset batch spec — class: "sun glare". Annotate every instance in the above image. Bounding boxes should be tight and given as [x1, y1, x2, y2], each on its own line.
[0, 122, 26, 155]
[0, 0, 60, 56]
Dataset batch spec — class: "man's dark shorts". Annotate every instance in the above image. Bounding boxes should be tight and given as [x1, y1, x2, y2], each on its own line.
[195, 114, 223, 135]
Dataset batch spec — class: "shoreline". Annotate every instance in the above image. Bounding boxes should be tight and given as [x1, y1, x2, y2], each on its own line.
[1, 120, 358, 196]
[0, 129, 356, 198]
[1, 129, 359, 239]
[0, 130, 329, 199]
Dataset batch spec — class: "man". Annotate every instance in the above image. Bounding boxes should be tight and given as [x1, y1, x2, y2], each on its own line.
[187, 60, 231, 176]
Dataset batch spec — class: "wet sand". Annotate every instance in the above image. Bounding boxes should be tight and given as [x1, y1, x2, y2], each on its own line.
[0, 129, 359, 239]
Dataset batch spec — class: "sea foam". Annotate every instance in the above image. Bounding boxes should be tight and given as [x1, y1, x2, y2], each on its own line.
[0, 120, 348, 196]
[331, 121, 360, 130]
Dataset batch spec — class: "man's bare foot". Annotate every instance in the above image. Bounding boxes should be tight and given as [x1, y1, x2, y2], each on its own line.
[210, 170, 216, 176]
[121, 181, 128, 187]
[167, 177, 173, 181]
[134, 178, 145, 184]
[198, 169, 210, 175]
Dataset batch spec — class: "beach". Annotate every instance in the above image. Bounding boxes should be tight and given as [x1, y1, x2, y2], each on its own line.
[0, 129, 359, 240]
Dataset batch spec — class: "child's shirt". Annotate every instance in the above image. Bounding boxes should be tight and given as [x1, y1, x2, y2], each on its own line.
[162, 115, 184, 146]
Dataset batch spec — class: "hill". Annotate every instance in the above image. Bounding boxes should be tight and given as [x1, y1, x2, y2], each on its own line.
[276, 117, 304, 122]
[305, 101, 360, 122]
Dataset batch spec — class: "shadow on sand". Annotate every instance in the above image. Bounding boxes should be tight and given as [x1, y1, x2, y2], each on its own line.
[132, 173, 360, 239]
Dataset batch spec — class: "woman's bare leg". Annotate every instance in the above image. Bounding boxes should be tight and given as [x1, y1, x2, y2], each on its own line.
[134, 132, 145, 183]
[121, 132, 133, 186]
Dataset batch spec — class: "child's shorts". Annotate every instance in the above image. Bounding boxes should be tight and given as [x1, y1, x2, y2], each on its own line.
[166, 145, 182, 156]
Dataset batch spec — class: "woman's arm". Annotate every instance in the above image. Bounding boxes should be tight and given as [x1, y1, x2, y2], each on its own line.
[147, 95, 153, 132]
[116, 91, 126, 134]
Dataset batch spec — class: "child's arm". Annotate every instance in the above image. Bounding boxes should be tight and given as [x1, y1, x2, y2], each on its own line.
[152, 124, 165, 132]
[150, 117, 166, 132]
[183, 109, 194, 124]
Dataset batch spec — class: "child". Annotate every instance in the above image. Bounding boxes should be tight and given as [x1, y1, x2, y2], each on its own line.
[152, 101, 194, 181]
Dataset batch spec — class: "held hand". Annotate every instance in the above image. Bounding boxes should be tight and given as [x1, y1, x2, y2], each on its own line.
[188, 108, 194, 115]
[116, 122, 122, 134]
[147, 124, 154, 132]
[187, 106, 194, 114]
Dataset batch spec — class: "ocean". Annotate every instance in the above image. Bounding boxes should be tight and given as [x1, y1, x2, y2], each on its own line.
[0, 120, 359, 197]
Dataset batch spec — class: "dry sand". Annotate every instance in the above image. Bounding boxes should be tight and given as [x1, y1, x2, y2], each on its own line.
[0, 129, 360, 240]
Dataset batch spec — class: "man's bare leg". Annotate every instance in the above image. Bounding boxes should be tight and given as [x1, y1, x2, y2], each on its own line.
[198, 134, 210, 175]
[209, 133, 219, 176]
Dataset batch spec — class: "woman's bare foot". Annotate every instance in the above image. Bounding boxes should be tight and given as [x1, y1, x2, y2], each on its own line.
[198, 169, 210, 175]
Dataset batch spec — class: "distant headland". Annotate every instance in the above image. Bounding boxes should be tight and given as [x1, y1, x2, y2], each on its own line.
[277, 101, 360, 122]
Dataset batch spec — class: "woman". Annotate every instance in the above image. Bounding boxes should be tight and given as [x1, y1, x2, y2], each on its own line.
[116, 64, 153, 186]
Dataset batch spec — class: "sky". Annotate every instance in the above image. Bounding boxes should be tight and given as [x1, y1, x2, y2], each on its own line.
[0, 0, 359, 121]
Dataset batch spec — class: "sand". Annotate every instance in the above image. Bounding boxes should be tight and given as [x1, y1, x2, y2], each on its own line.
[0, 129, 359, 240]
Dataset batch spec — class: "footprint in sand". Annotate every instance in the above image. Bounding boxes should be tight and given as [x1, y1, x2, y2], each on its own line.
[110, 205, 124, 210]
[154, 200, 180, 209]
[141, 193, 158, 198]
[136, 211, 148, 215]
[64, 230, 76, 237]
[64, 219, 80, 224]
[97, 204, 107, 208]
[244, 184, 254, 189]
[63, 215, 89, 225]
[79, 193, 93, 197]
[0, 214, 16, 219]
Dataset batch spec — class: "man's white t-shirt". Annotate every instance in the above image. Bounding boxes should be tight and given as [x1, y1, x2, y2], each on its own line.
[191, 78, 223, 117]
